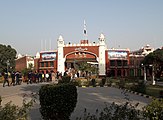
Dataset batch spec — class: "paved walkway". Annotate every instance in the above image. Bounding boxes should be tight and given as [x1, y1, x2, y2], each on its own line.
[0, 83, 152, 120]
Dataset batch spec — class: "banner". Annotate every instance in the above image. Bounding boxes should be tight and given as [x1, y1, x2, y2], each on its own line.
[108, 51, 127, 59]
[42, 52, 56, 61]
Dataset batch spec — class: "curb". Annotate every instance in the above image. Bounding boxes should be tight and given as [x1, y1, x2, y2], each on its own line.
[76, 86, 154, 99]
[77, 85, 110, 88]
[122, 88, 153, 99]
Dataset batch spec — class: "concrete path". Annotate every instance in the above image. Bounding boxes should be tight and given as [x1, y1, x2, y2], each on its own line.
[0, 83, 152, 120]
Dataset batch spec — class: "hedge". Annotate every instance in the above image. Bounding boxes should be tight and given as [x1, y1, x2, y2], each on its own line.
[39, 83, 77, 120]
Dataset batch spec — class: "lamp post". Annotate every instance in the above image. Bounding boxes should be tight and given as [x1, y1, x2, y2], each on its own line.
[149, 64, 155, 85]
[141, 63, 147, 83]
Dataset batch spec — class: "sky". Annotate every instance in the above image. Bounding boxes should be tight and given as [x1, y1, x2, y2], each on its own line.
[0, 0, 163, 56]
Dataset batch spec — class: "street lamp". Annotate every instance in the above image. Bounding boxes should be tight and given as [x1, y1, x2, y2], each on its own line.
[141, 63, 147, 83]
[149, 64, 155, 85]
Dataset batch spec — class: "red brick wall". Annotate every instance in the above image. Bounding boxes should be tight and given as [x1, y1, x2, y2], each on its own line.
[38, 52, 57, 73]
[64, 46, 99, 58]
[34, 58, 40, 72]
[15, 56, 27, 72]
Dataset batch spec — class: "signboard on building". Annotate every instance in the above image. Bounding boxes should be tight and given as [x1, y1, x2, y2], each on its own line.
[42, 52, 56, 61]
[108, 51, 128, 59]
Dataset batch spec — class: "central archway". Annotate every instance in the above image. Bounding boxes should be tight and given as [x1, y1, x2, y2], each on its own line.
[65, 51, 98, 69]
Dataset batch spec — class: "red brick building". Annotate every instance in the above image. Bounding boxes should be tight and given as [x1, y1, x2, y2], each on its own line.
[15, 55, 34, 72]
[36, 50, 57, 73]
[106, 49, 130, 77]
[15, 33, 155, 78]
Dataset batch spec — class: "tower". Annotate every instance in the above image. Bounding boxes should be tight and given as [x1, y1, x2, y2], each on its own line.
[57, 35, 65, 74]
[98, 33, 106, 76]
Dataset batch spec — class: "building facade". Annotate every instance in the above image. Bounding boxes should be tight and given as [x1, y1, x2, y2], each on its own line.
[15, 35, 153, 78]
[15, 55, 34, 72]
[106, 48, 130, 77]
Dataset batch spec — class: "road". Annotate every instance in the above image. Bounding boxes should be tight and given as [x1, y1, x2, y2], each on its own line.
[0, 82, 152, 120]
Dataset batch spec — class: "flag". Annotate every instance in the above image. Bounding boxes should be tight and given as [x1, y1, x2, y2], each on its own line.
[84, 29, 86, 34]
[84, 20, 87, 35]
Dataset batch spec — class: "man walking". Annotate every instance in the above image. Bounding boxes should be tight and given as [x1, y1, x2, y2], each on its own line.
[3, 71, 9, 87]
[10, 71, 15, 86]
[27, 71, 32, 84]
[15, 71, 20, 85]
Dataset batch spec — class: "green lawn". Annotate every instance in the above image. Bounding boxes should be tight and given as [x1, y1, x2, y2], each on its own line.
[146, 85, 163, 98]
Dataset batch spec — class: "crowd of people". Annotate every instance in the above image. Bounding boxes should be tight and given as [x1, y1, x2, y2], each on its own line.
[1, 67, 90, 87]
[1, 70, 60, 87]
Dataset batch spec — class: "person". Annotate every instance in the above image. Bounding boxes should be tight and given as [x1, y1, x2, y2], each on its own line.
[27, 71, 32, 84]
[42, 71, 45, 82]
[3, 71, 9, 87]
[38, 71, 42, 82]
[45, 71, 49, 82]
[35, 71, 39, 83]
[10, 71, 15, 86]
[56, 71, 59, 79]
[49, 71, 52, 81]
[15, 71, 20, 85]
[51, 71, 56, 81]
[77, 71, 79, 78]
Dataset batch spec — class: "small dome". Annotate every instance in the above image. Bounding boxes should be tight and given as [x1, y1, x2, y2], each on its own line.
[99, 33, 105, 41]
[58, 35, 64, 41]
[17, 53, 22, 58]
[35, 52, 40, 58]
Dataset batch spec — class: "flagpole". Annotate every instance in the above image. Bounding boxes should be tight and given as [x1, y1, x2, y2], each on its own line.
[41, 40, 42, 51]
[45, 39, 46, 51]
[84, 20, 88, 40]
[49, 38, 51, 50]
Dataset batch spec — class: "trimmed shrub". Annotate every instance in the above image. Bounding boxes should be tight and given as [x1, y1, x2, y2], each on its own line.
[131, 80, 146, 94]
[118, 80, 126, 88]
[99, 78, 106, 87]
[91, 79, 96, 87]
[58, 76, 71, 84]
[39, 83, 77, 120]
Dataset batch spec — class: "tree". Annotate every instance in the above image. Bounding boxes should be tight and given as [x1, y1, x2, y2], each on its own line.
[78, 62, 98, 76]
[142, 49, 163, 79]
[0, 44, 17, 73]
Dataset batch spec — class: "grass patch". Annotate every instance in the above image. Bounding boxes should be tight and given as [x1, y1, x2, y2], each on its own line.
[146, 85, 163, 98]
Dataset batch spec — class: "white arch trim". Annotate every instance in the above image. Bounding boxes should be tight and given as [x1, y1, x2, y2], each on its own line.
[65, 51, 98, 61]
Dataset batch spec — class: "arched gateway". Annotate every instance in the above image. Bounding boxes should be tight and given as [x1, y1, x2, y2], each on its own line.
[36, 33, 130, 78]
[65, 47, 99, 69]
[57, 34, 106, 76]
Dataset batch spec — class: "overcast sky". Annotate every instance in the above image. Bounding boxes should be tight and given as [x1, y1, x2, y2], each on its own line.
[0, 0, 163, 56]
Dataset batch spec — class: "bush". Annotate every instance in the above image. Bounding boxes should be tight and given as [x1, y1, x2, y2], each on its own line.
[70, 79, 81, 87]
[99, 78, 106, 87]
[91, 79, 96, 87]
[118, 80, 126, 88]
[0, 96, 34, 120]
[143, 98, 163, 120]
[77, 102, 142, 120]
[58, 76, 71, 84]
[39, 83, 77, 120]
[131, 80, 146, 94]
[77, 99, 163, 120]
